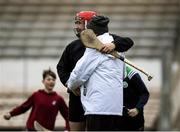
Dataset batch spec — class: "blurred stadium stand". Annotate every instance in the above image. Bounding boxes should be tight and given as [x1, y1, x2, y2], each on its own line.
[0, 0, 180, 130]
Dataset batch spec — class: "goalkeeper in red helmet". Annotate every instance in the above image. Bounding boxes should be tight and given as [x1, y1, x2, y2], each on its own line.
[57, 10, 134, 131]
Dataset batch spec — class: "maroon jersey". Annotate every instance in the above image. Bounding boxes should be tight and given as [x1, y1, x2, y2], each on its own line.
[10, 89, 69, 131]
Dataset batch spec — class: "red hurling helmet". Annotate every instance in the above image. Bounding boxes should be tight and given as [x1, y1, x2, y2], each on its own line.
[74, 11, 97, 37]
[75, 11, 97, 22]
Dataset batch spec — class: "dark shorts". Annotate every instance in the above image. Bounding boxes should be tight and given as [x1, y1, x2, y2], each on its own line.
[122, 110, 145, 131]
[68, 92, 85, 122]
[86, 114, 124, 131]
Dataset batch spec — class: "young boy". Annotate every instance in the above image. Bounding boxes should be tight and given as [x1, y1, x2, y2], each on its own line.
[3, 69, 70, 131]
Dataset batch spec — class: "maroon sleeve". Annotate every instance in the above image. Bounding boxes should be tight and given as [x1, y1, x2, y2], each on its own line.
[57, 96, 70, 131]
[10, 93, 35, 117]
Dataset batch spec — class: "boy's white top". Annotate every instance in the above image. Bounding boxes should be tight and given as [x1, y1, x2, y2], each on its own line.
[67, 33, 124, 116]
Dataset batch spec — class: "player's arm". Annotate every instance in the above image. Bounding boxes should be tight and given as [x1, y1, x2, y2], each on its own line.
[56, 45, 71, 86]
[67, 49, 101, 92]
[131, 73, 150, 114]
[58, 97, 70, 131]
[4, 93, 34, 120]
[100, 34, 134, 53]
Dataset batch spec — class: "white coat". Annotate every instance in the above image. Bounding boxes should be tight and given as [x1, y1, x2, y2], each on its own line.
[67, 33, 124, 116]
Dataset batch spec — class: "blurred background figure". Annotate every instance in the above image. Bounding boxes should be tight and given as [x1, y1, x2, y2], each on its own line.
[0, 0, 180, 131]
[3, 69, 69, 131]
[122, 65, 149, 131]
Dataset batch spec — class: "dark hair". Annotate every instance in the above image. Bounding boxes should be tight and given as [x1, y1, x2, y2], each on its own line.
[42, 68, 56, 80]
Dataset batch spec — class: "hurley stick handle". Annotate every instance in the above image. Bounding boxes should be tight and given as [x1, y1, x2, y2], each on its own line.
[110, 51, 153, 81]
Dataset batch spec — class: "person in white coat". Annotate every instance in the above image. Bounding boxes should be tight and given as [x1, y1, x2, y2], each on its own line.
[67, 16, 124, 131]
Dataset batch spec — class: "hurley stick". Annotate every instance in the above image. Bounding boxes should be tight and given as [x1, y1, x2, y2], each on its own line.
[34, 121, 52, 132]
[80, 29, 153, 81]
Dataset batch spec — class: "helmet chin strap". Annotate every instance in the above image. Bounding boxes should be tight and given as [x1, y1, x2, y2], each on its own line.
[84, 20, 87, 29]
